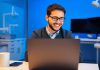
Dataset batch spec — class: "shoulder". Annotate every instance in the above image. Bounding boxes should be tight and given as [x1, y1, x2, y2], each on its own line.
[61, 28, 72, 38]
[61, 28, 72, 34]
[34, 28, 44, 34]
[31, 27, 45, 38]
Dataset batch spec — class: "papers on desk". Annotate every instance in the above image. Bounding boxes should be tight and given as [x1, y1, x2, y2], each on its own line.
[0, 61, 28, 70]
[0, 62, 99, 70]
[0, 67, 22, 70]
[78, 63, 99, 70]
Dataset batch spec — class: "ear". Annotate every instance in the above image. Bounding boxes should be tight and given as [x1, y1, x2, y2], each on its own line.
[45, 15, 49, 21]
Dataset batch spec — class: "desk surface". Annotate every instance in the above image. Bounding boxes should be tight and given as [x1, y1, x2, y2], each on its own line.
[0, 61, 99, 70]
[80, 38, 100, 42]
[80, 38, 100, 44]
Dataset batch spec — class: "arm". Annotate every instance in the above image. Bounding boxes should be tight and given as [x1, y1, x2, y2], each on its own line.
[25, 30, 41, 61]
[31, 30, 41, 39]
[63, 30, 73, 39]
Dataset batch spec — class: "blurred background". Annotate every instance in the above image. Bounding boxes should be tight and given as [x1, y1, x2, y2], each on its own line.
[0, 0, 26, 60]
[0, 0, 100, 66]
[28, 0, 100, 65]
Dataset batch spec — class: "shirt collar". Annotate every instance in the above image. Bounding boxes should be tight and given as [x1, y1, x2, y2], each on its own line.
[46, 26, 60, 39]
[46, 26, 60, 35]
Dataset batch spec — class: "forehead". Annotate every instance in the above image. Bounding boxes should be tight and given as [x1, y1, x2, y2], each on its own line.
[50, 10, 64, 17]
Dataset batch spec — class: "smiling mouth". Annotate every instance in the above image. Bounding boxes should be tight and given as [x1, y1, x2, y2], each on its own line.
[54, 23, 61, 27]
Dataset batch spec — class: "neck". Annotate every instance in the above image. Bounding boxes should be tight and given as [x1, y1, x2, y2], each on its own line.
[46, 25, 57, 34]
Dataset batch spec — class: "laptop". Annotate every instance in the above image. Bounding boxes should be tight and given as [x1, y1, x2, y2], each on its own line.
[27, 39, 80, 70]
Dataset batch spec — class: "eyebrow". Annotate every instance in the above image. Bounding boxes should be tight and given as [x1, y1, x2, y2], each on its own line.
[50, 16, 64, 18]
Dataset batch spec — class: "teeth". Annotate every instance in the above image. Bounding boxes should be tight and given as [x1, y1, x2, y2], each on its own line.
[55, 24, 59, 27]
[56, 25, 59, 26]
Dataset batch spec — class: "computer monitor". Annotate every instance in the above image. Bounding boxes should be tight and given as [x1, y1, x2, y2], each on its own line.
[71, 17, 100, 34]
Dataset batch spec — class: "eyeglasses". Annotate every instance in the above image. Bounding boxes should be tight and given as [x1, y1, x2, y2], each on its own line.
[49, 16, 65, 22]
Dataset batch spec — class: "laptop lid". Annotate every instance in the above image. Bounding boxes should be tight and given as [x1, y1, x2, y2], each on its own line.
[27, 39, 80, 70]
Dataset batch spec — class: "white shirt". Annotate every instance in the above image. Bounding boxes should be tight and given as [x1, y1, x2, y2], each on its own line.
[46, 26, 60, 39]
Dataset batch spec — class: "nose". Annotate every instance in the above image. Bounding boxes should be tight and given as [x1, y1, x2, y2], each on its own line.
[56, 19, 63, 24]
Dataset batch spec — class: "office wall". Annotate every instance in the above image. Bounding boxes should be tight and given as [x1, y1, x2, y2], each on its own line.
[28, 0, 100, 38]
[0, 0, 26, 60]
[0, 0, 26, 38]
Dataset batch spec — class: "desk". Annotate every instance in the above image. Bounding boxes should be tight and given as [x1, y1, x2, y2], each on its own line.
[0, 61, 99, 70]
[80, 38, 100, 63]
[80, 38, 100, 44]
[94, 43, 100, 63]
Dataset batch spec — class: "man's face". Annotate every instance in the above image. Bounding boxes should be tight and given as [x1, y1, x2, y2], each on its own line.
[46, 10, 65, 31]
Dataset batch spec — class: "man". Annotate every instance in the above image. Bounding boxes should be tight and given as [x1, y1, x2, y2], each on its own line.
[27, 4, 81, 69]
[31, 4, 72, 39]
[26, 3, 73, 61]
[27, 4, 78, 69]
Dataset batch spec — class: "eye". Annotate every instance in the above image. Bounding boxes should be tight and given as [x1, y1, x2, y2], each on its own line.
[60, 17, 64, 20]
[52, 16, 58, 19]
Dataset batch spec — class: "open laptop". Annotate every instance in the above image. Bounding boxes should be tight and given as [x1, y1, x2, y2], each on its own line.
[27, 39, 80, 70]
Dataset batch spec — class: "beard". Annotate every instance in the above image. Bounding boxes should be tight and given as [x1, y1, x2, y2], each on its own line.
[48, 23, 57, 31]
[47, 20, 62, 32]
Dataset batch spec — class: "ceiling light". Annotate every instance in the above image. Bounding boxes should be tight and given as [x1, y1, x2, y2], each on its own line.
[92, 0, 100, 8]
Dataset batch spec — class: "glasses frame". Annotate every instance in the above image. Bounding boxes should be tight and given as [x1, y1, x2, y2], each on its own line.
[49, 16, 65, 22]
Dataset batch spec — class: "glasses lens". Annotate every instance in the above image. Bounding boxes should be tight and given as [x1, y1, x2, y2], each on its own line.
[59, 17, 64, 21]
[50, 16, 64, 22]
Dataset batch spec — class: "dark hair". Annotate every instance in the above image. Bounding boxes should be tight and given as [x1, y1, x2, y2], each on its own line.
[47, 4, 66, 16]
